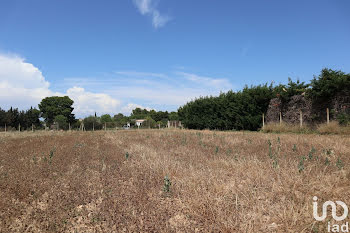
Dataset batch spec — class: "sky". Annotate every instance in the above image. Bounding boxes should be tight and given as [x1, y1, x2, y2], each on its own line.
[0, 0, 349, 117]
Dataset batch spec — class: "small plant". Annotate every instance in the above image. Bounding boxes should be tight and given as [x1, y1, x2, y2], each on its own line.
[298, 156, 306, 172]
[308, 147, 316, 160]
[32, 155, 37, 164]
[268, 140, 273, 159]
[226, 148, 232, 156]
[336, 158, 344, 170]
[292, 144, 297, 152]
[215, 146, 219, 154]
[125, 152, 129, 159]
[325, 157, 330, 166]
[163, 175, 171, 193]
[48, 147, 56, 164]
[272, 157, 279, 169]
[277, 137, 281, 154]
[324, 148, 334, 156]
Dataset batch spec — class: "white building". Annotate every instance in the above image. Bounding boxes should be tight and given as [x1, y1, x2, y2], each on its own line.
[135, 119, 146, 127]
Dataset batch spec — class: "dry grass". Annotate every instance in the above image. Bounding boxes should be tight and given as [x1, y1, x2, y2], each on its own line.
[1, 129, 350, 232]
[317, 121, 350, 135]
[262, 123, 312, 134]
[263, 121, 350, 135]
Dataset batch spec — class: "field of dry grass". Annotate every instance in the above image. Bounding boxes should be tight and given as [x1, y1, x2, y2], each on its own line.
[1, 129, 350, 232]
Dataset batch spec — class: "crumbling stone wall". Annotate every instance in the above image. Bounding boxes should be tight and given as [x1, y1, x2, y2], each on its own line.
[266, 98, 282, 123]
[266, 93, 350, 125]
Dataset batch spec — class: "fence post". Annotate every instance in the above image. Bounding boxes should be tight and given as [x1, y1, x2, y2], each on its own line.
[262, 113, 265, 129]
[93, 122, 95, 131]
[5, 124, 6, 132]
[279, 112, 282, 125]
[18, 123, 21, 132]
[327, 108, 330, 125]
[32, 123, 34, 132]
[300, 110, 303, 128]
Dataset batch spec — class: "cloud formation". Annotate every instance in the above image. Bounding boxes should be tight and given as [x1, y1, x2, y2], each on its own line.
[0, 54, 122, 117]
[133, 0, 171, 28]
[64, 70, 233, 109]
[176, 72, 232, 89]
[0, 53, 234, 117]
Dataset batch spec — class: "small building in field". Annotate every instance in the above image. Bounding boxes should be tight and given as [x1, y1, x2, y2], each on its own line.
[135, 119, 146, 127]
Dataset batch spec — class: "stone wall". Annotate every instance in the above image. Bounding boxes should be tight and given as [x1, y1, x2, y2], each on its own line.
[266, 92, 350, 125]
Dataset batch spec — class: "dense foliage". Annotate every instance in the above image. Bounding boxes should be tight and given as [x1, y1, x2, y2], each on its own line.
[178, 84, 275, 130]
[39, 96, 76, 125]
[179, 68, 350, 131]
[307, 68, 350, 103]
[1, 68, 349, 131]
[0, 107, 41, 130]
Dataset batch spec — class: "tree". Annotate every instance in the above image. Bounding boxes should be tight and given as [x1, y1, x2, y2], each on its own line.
[178, 84, 274, 131]
[307, 68, 350, 103]
[54, 115, 68, 130]
[169, 112, 179, 121]
[83, 116, 102, 130]
[100, 114, 113, 123]
[39, 96, 76, 125]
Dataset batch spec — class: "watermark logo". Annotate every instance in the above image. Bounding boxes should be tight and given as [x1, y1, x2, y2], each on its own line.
[313, 196, 349, 232]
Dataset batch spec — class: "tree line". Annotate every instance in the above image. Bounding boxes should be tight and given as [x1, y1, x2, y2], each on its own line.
[0, 95, 180, 131]
[1, 68, 349, 131]
[178, 68, 350, 130]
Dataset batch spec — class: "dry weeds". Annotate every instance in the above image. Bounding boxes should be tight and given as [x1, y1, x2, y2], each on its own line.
[263, 122, 350, 135]
[0, 129, 350, 232]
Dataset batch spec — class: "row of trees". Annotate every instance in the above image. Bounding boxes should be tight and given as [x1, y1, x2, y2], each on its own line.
[178, 68, 350, 130]
[81, 108, 179, 130]
[2, 68, 348, 131]
[0, 107, 41, 130]
[0, 95, 180, 130]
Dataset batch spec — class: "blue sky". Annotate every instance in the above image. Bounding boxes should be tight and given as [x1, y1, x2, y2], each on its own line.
[0, 0, 349, 117]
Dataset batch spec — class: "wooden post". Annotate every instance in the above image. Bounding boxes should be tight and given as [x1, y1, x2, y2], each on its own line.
[262, 113, 265, 128]
[158, 123, 160, 129]
[18, 123, 21, 132]
[4, 124, 6, 132]
[327, 108, 330, 125]
[32, 124, 34, 132]
[299, 110, 303, 128]
[93, 122, 95, 131]
[105, 123, 107, 131]
[279, 112, 282, 125]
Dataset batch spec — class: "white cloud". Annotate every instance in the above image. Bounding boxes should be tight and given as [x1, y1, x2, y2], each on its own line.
[0, 54, 56, 110]
[176, 72, 232, 90]
[133, 0, 171, 28]
[121, 103, 153, 114]
[0, 53, 235, 117]
[63, 70, 234, 109]
[66, 87, 121, 117]
[0, 54, 122, 117]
